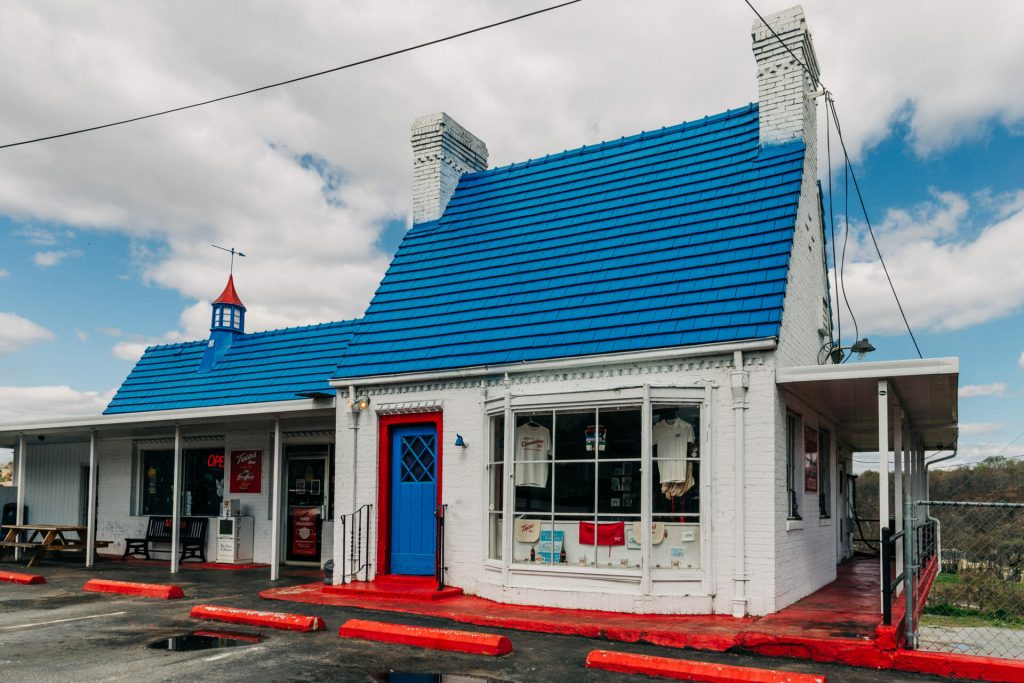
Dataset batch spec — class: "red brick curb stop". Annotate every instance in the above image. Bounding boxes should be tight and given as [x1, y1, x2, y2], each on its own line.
[586, 649, 827, 683]
[338, 618, 513, 655]
[0, 570, 46, 585]
[190, 604, 325, 632]
[83, 578, 183, 599]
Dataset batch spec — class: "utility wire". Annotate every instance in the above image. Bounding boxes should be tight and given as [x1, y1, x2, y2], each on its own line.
[0, 0, 583, 151]
[742, 0, 923, 359]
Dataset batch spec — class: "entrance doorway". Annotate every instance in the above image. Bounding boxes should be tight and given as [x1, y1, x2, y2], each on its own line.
[389, 423, 438, 575]
[285, 445, 333, 564]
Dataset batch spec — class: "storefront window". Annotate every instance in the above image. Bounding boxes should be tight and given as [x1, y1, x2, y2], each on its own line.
[652, 404, 701, 570]
[139, 447, 225, 516]
[510, 407, 644, 570]
[491, 397, 703, 574]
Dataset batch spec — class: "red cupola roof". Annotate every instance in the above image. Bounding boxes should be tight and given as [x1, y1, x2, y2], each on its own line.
[213, 275, 245, 308]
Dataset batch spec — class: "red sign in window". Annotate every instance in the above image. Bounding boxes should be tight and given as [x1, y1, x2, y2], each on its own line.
[291, 507, 319, 557]
[229, 450, 262, 494]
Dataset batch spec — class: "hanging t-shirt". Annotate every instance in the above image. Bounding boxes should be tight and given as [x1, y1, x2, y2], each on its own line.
[653, 418, 696, 498]
[514, 422, 551, 488]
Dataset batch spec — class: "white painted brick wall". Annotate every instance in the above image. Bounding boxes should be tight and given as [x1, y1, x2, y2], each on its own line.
[411, 112, 488, 225]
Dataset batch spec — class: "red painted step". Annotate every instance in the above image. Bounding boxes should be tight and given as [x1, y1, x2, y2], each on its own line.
[324, 574, 463, 601]
[0, 570, 46, 585]
[83, 578, 183, 599]
[586, 650, 827, 683]
[190, 604, 325, 632]
[338, 618, 512, 656]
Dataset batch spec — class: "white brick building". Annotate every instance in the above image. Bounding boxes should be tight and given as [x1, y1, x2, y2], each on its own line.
[0, 6, 957, 619]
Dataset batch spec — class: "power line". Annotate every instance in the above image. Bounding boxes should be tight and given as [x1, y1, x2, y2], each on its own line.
[0, 0, 583, 151]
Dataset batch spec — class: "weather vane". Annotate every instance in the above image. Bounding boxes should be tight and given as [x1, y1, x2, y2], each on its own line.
[211, 244, 246, 275]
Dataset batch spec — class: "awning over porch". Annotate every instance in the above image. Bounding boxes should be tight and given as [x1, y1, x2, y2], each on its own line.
[776, 357, 958, 452]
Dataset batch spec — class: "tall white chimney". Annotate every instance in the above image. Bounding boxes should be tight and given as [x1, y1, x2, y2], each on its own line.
[411, 112, 488, 225]
[751, 6, 821, 148]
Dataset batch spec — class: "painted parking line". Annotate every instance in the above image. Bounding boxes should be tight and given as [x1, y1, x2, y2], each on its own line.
[203, 645, 264, 663]
[0, 611, 128, 631]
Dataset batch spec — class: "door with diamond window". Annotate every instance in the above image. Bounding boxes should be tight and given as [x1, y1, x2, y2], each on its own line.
[390, 424, 438, 575]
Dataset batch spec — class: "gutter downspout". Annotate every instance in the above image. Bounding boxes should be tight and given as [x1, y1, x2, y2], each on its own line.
[925, 450, 956, 561]
[346, 385, 360, 582]
[731, 350, 750, 617]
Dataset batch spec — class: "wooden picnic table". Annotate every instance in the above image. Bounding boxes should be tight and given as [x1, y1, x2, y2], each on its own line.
[0, 523, 90, 568]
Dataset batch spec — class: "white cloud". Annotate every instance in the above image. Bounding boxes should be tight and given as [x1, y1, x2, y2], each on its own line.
[33, 250, 68, 267]
[832, 190, 1024, 335]
[0, 385, 114, 422]
[1019, 351, 1024, 370]
[0, 2, 1019, 339]
[959, 422, 1009, 435]
[0, 268, 9, 278]
[76, 330, 89, 342]
[959, 382, 1007, 398]
[0, 312, 54, 354]
[111, 340, 151, 363]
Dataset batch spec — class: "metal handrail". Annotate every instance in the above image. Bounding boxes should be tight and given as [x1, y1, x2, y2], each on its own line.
[435, 503, 447, 591]
[339, 504, 372, 584]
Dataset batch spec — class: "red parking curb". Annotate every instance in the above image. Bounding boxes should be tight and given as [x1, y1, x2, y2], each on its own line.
[0, 570, 46, 585]
[83, 578, 184, 599]
[893, 649, 1024, 683]
[190, 604, 325, 632]
[585, 650, 827, 683]
[338, 618, 513, 656]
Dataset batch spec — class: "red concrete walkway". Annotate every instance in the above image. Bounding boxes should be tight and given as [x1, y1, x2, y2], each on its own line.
[261, 556, 1024, 681]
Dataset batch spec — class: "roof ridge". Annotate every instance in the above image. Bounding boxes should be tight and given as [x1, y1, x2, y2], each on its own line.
[142, 318, 360, 354]
[464, 103, 757, 179]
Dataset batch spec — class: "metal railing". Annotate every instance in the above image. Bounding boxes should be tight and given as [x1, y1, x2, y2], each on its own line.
[881, 524, 905, 626]
[880, 507, 938, 632]
[435, 503, 447, 591]
[338, 503, 372, 584]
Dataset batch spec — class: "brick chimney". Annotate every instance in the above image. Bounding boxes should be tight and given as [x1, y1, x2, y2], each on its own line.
[411, 112, 488, 225]
[751, 6, 821, 148]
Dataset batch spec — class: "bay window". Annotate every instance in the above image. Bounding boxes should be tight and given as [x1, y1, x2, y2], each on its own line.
[490, 391, 704, 575]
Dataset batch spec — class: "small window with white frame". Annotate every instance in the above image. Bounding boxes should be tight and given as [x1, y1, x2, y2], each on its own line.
[786, 413, 802, 520]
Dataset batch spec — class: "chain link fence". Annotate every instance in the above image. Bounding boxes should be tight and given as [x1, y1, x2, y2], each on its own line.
[917, 501, 1024, 659]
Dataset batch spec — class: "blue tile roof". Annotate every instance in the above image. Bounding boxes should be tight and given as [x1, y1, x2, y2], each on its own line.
[333, 104, 805, 379]
[104, 320, 358, 414]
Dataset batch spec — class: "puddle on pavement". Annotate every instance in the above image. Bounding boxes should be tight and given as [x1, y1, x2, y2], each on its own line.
[147, 629, 263, 651]
[376, 674, 499, 683]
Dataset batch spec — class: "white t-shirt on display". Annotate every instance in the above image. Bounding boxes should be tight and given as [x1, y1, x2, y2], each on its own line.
[514, 423, 551, 488]
[653, 418, 695, 485]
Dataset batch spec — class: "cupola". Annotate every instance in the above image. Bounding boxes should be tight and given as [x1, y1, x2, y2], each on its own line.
[199, 275, 246, 372]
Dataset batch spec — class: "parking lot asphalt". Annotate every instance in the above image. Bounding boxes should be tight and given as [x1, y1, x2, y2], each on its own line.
[0, 558, 962, 682]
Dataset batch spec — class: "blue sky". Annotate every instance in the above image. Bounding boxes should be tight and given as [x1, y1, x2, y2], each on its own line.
[1, 1, 1023, 469]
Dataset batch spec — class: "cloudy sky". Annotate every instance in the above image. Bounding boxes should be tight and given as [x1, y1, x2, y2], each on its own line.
[1, 0, 1022, 470]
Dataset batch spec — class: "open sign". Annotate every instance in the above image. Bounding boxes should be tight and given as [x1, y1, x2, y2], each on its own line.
[208, 454, 225, 468]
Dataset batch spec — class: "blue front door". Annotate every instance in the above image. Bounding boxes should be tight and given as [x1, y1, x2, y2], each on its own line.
[390, 424, 438, 575]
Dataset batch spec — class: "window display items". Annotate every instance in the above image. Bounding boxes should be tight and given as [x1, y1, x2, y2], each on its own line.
[579, 520, 626, 546]
[585, 424, 607, 452]
[536, 528, 564, 563]
[653, 417, 696, 499]
[514, 420, 551, 488]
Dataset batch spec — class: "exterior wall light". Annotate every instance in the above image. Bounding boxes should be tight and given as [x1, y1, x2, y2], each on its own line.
[346, 396, 371, 412]
[454, 434, 467, 448]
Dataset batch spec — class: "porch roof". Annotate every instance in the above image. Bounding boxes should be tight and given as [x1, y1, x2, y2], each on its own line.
[776, 357, 959, 451]
[0, 398, 336, 448]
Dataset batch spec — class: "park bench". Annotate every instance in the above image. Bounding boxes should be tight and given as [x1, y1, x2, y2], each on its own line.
[123, 516, 208, 563]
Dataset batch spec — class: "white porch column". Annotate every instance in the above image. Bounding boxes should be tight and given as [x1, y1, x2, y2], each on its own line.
[877, 380, 889, 612]
[86, 431, 98, 567]
[14, 434, 26, 561]
[270, 418, 282, 581]
[170, 425, 182, 574]
[893, 407, 903, 573]
[640, 384, 653, 595]
[730, 350, 750, 618]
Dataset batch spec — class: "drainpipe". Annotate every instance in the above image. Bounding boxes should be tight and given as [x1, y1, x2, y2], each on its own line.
[347, 385, 360, 581]
[925, 450, 956, 560]
[731, 350, 749, 617]
[270, 418, 282, 581]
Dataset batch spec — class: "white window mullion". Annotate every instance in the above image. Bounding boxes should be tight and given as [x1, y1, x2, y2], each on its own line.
[641, 384, 653, 594]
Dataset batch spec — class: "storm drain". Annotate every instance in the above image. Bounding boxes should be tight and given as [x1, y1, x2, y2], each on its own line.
[147, 629, 263, 651]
